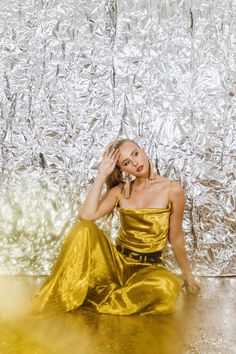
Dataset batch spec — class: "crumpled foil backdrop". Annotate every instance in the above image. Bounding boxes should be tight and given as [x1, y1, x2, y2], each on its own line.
[0, 0, 235, 276]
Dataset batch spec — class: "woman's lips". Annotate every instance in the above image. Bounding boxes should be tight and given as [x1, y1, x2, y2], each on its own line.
[137, 165, 144, 172]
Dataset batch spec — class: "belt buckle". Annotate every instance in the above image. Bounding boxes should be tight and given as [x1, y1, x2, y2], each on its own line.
[129, 251, 139, 262]
[129, 252, 148, 263]
[138, 255, 148, 263]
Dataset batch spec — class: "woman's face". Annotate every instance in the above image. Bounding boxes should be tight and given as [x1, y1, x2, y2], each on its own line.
[117, 141, 149, 177]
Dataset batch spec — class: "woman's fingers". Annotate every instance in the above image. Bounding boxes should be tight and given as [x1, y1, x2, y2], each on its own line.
[113, 149, 120, 161]
[102, 150, 108, 158]
[99, 148, 120, 175]
[189, 283, 200, 295]
[182, 278, 200, 295]
[110, 148, 119, 158]
[191, 287, 200, 295]
[106, 148, 120, 161]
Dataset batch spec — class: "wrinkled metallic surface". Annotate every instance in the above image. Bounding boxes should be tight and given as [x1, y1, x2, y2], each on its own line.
[0, 0, 235, 276]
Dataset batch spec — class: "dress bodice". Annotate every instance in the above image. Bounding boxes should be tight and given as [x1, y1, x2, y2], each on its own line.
[116, 201, 171, 253]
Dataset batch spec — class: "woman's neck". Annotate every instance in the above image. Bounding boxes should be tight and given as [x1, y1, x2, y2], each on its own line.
[133, 174, 157, 188]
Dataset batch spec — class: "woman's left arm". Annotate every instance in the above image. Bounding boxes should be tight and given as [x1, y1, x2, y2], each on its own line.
[168, 181, 200, 295]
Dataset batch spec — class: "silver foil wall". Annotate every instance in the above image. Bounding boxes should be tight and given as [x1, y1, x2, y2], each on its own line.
[0, 0, 235, 276]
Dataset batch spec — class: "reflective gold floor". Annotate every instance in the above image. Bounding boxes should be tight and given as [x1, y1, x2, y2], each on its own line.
[0, 276, 235, 354]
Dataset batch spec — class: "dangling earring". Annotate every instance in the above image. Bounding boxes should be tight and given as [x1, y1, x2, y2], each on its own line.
[148, 160, 156, 180]
[123, 173, 131, 199]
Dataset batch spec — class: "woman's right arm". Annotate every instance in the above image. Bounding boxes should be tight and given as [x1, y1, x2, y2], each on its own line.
[80, 148, 121, 221]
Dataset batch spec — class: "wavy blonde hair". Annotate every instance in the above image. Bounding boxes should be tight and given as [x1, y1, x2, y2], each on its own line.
[105, 138, 141, 192]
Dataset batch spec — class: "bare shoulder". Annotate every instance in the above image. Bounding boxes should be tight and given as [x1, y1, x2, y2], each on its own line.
[169, 179, 185, 208]
[153, 176, 183, 190]
[153, 176, 184, 199]
[109, 183, 123, 197]
[170, 180, 184, 195]
[100, 183, 122, 202]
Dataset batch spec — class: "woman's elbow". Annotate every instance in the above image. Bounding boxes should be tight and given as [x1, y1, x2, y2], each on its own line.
[169, 237, 185, 249]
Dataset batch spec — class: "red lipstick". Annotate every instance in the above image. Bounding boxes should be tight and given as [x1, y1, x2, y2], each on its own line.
[137, 165, 144, 172]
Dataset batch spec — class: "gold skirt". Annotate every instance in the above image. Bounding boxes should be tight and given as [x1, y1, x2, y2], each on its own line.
[31, 220, 181, 315]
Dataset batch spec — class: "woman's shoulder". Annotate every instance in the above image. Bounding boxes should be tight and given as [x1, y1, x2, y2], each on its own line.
[153, 176, 184, 194]
[165, 178, 185, 201]
[109, 183, 123, 197]
[153, 177, 185, 208]
[166, 177, 183, 189]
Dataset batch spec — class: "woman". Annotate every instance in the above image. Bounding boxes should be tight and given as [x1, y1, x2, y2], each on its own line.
[31, 138, 200, 315]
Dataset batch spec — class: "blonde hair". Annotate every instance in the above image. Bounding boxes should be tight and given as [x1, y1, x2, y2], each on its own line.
[105, 138, 140, 192]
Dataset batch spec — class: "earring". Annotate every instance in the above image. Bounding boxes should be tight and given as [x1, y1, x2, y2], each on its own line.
[148, 160, 156, 180]
[123, 174, 131, 199]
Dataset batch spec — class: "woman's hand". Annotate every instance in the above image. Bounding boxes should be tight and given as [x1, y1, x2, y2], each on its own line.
[182, 272, 201, 295]
[98, 148, 120, 178]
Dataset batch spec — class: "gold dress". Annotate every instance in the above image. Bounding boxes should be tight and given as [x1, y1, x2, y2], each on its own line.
[32, 182, 181, 315]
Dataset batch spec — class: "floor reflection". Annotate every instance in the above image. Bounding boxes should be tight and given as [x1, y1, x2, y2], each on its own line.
[0, 276, 235, 354]
[0, 311, 184, 354]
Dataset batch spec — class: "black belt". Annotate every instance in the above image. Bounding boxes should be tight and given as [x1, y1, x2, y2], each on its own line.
[116, 244, 162, 264]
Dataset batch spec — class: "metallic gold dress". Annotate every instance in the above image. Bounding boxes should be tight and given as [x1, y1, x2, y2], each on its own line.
[32, 182, 181, 315]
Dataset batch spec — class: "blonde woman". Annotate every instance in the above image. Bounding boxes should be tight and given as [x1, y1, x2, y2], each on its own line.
[32, 138, 200, 315]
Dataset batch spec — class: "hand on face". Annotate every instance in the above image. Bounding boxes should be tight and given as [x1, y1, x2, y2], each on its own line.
[182, 273, 201, 295]
[98, 148, 120, 177]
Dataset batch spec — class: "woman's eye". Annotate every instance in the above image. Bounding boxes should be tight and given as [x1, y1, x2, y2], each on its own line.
[124, 161, 129, 166]
[134, 151, 139, 156]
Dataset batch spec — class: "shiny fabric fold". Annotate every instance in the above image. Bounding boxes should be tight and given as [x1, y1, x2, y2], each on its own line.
[31, 206, 181, 315]
[116, 203, 171, 253]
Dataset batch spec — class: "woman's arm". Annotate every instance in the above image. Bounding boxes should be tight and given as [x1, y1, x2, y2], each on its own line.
[80, 148, 121, 221]
[168, 181, 200, 294]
